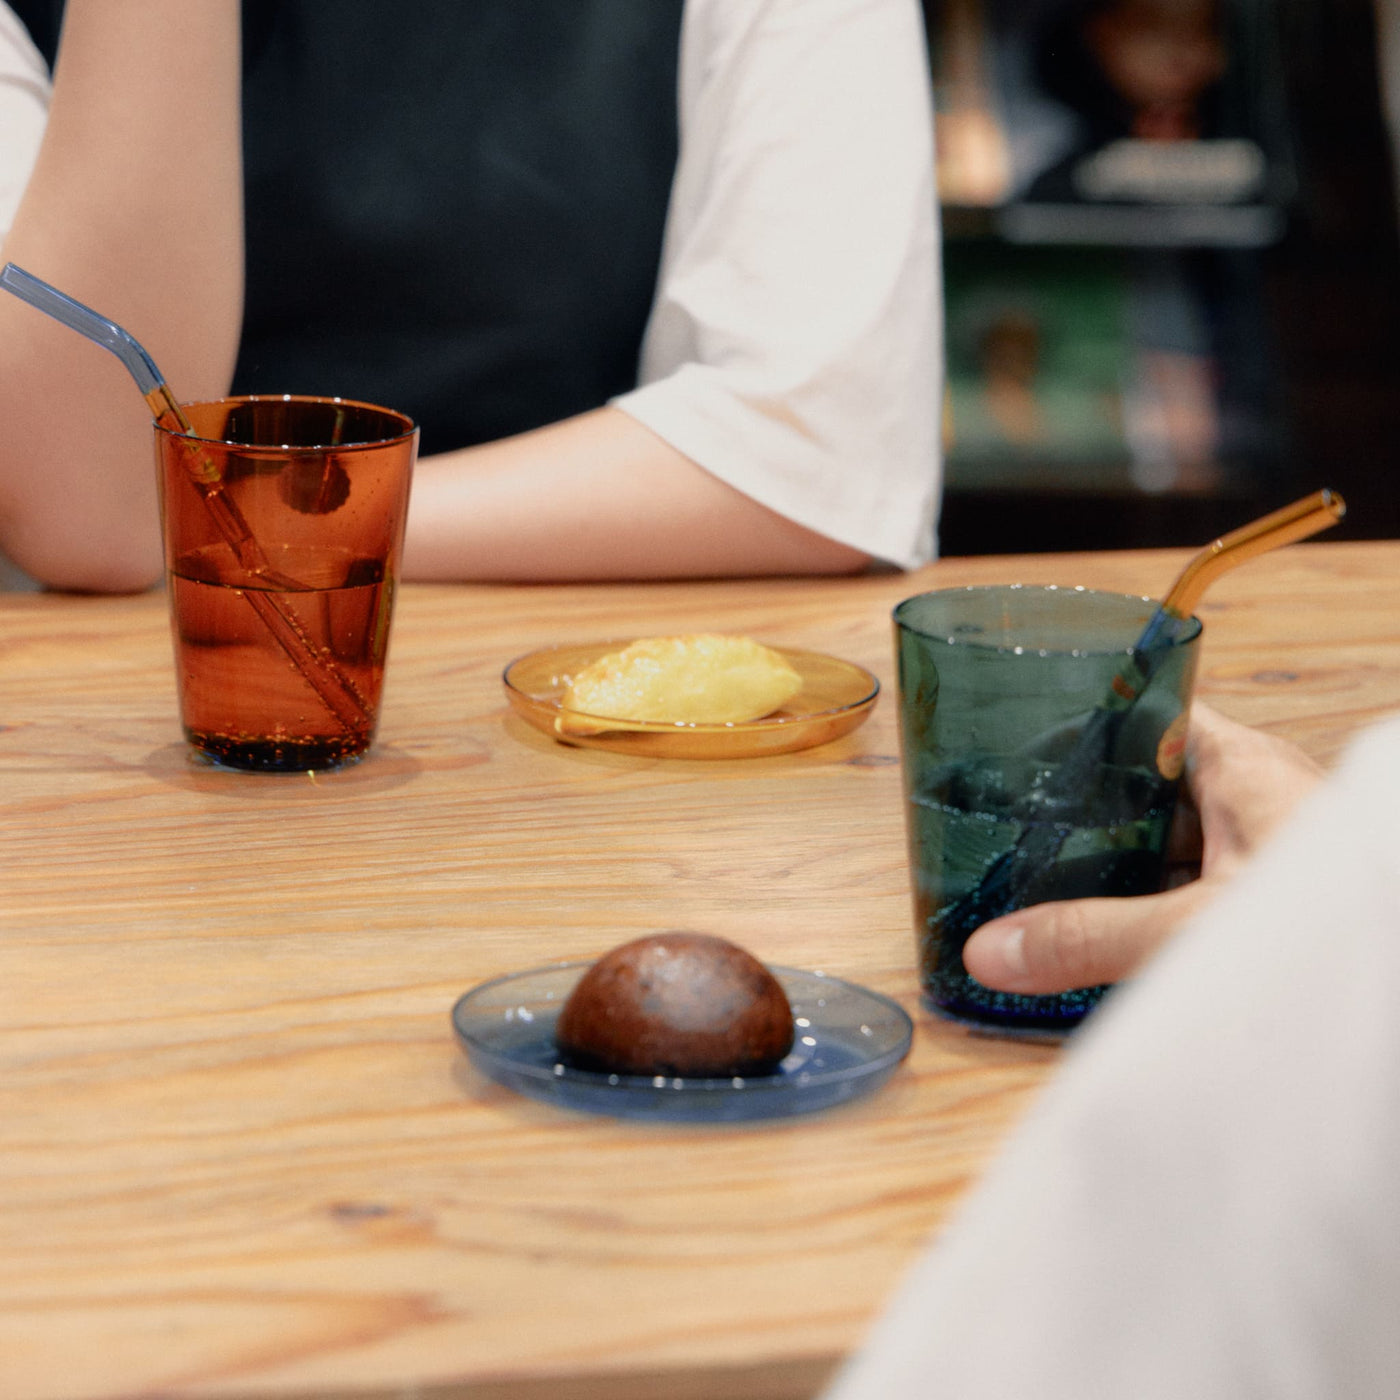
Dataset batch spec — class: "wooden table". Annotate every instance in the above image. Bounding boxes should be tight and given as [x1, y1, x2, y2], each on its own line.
[3, 541, 1396, 1400]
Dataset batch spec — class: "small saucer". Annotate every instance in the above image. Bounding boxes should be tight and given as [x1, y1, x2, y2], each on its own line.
[451, 963, 913, 1122]
[501, 641, 879, 759]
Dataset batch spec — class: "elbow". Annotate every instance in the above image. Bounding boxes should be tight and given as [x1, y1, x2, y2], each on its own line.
[0, 444, 165, 592]
[769, 525, 873, 578]
[806, 538, 874, 576]
[42, 559, 163, 595]
[3, 526, 163, 594]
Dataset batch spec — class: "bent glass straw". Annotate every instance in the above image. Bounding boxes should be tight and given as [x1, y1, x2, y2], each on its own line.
[1, 261, 187, 427]
[0, 263, 369, 736]
[1, 263, 274, 562]
[1095, 488, 1347, 717]
[932, 488, 1347, 952]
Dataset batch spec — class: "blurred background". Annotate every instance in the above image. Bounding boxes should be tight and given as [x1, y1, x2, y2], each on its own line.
[924, 0, 1400, 554]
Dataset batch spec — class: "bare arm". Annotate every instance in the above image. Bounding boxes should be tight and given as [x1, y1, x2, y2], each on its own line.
[0, 0, 242, 591]
[402, 406, 870, 582]
[403, 0, 931, 585]
[0, 0, 920, 589]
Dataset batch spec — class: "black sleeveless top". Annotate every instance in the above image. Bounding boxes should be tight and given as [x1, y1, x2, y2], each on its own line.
[11, 1, 683, 455]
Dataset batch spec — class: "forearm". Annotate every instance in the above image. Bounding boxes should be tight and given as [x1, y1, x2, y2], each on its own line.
[0, 0, 242, 590]
[401, 406, 871, 582]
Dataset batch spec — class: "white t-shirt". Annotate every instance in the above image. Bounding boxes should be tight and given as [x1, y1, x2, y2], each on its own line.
[0, 0, 943, 576]
[0, 3, 43, 230]
[824, 712, 1400, 1400]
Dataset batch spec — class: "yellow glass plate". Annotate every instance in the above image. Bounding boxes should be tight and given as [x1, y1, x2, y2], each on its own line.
[502, 640, 880, 759]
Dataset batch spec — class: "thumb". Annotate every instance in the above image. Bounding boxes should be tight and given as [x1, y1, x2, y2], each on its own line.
[962, 880, 1220, 995]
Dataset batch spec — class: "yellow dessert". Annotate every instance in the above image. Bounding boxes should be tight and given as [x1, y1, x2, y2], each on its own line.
[558, 634, 802, 733]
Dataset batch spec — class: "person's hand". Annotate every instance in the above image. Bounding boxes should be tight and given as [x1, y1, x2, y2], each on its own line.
[961, 703, 1325, 995]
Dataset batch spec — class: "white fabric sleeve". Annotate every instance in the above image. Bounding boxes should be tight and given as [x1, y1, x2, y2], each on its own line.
[611, 0, 944, 569]
[823, 712, 1400, 1400]
[0, 2, 49, 245]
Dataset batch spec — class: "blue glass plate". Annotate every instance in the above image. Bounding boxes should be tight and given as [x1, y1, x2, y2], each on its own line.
[451, 963, 913, 1122]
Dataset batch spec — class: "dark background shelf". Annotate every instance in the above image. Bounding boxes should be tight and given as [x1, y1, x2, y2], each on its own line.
[927, 0, 1400, 555]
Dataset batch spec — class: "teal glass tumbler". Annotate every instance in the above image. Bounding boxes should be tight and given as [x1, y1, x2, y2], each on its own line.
[893, 585, 1202, 1034]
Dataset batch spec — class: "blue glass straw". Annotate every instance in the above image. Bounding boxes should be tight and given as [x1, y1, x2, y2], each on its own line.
[0, 262, 369, 733]
[0, 263, 191, 429]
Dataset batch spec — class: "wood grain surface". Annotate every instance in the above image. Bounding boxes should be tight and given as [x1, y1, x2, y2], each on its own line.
[2, 541, 1396, 1400]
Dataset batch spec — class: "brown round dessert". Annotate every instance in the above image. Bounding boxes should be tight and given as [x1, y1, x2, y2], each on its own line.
[556, 931, 795, 1077]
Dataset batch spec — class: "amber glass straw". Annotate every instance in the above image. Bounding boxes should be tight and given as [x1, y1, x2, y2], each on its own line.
[1160, 488, 1347, 620]
[1100, 488, 1346, 711]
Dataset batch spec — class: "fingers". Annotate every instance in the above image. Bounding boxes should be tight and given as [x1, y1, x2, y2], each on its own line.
[1186, 703, 1324, 794]
[1185, 703, 1325, 870]
[957, 707, 1327, 998]
[961, 880, 1221, 995]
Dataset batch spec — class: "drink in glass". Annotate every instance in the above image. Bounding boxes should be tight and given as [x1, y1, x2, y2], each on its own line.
[893, 585, 1201, 1033]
